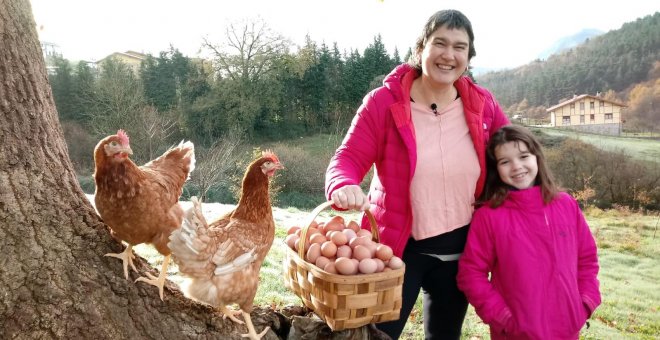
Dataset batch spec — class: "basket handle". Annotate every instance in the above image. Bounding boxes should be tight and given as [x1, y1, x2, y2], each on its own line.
[297, 201, 379, 259]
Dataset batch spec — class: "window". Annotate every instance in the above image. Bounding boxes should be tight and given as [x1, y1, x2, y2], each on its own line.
[562, 116, 571, 125]
[605, 113, 613, 120]
[599, 101, 605, 107]
[580, 102, 585, 110]
[570, 103, 575, 109]
[580, 115, 585, 124]
[590, 101, 595, 109]
[590, 114, 595, 122]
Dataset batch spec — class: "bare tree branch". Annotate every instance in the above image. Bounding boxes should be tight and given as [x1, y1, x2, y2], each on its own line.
[191, 132, 242, 201]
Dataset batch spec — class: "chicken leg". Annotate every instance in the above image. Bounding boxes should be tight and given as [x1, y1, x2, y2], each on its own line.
[135, 254, 170, 300]
[105, 244, 138, 279]
[241, 310, 270, 340]
[220, 306, 244, 324]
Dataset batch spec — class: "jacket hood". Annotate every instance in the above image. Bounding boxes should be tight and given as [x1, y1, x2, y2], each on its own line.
[382, 64, 417, 103]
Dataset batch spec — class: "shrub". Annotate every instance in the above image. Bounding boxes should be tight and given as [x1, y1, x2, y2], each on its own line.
[62, 121, 97, 175]
[78, 174, 95, 194]
[269, 144, 330, 196]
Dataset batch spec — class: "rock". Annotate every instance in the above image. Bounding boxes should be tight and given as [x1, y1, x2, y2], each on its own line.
[287, 314, 391, 340]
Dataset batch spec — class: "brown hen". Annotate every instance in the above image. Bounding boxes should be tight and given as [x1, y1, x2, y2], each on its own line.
[168, 151, 283, 340]
[94, 129, 195, 300]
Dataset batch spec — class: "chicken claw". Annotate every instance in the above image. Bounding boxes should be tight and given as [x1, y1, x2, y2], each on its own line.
[105, 244, 137, 279]
[241, 310, 270, 340]
[135, 255, 170, 300]
[220, 306, 245, 324]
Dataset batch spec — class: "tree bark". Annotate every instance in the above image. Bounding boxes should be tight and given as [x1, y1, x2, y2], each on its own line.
[0, 2, 390, 339]
[0, 1, 282, 339]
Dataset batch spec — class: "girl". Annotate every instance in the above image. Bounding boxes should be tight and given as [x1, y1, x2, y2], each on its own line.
[457, 125, 601, 339]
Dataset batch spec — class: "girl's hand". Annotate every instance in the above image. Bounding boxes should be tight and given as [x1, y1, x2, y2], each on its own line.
[331, 185, 370, 211]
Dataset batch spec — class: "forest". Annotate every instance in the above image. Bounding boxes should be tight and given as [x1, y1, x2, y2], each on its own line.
[46, 14, 660, 210]
[479, 12, 659, 129]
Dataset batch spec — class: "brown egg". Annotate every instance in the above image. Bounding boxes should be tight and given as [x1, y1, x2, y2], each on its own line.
[336, 245, 352, 259]
[388, 256, 404, 269]
[374, 258, 385, 272]
[357, 229, 372, 238]
[315, 256, 331, 269]
[329, 230, 348, 246]
[287, 225, 301, 235]
[306, 243, 321, 263]
[320, 241, 338, 258]
[309, 233, 327, 244]
[358, 258, 378, 274]
[364, 241, 378, 258]
[285, 234, 299, 250]
[349, 236, 369, 249]
[351, 258, 360, 268]
[375, 244, 393, 261]
[324, 262, 337, 274]
[324, 219, 344, 232]
[353, 245, 371, 261]
[346, 220, 361, 233]
[341, 228, 357, 243]
[329, 215, 345, 226]
[294, 234, 310, 252]
[335, 257, 357, 275]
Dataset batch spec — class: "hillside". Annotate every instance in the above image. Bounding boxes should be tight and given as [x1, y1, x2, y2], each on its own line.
[537, 28, 604, 60]
[477, 12, 659, 109]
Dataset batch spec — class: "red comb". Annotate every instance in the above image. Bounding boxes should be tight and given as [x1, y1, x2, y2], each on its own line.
[262, 149, 279, 163]
[117, 129, 130, 146]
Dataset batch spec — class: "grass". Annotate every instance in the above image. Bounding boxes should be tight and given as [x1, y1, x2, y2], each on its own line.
[536, 128, 660, 163]
[132, 202, 660, 340]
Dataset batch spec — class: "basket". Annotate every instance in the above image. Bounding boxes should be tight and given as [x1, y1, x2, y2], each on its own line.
[283, 201, 405, 331]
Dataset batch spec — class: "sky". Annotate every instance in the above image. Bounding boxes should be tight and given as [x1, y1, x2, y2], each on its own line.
[30, 0, 658, 70]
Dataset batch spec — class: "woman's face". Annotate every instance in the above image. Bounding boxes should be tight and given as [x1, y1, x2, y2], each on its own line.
[420, 25, 470, 87]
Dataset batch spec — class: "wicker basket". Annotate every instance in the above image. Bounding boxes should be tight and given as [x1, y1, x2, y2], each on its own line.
[283, 201, 405, 331]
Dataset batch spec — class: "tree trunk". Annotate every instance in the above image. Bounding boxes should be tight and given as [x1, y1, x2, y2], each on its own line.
[0, 1, 281, 339]
[0, 2, 391, 339]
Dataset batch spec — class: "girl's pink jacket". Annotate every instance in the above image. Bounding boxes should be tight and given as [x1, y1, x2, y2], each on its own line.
[325, 63, 509, 257]
[457, 186, 601, 340]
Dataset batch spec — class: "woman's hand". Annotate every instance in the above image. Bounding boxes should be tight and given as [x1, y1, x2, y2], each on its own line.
[331, 185, 371, 211]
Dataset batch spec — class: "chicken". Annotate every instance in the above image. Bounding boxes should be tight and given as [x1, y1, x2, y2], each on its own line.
[168, 151, 283, 340]
[94, 129, 195, 300]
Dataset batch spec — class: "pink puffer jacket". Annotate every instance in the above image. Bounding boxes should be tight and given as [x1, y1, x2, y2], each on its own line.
[325, 63, 509, 256]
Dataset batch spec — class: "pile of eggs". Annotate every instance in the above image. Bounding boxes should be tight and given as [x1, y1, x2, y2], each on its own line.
[285, 215, 404, 275]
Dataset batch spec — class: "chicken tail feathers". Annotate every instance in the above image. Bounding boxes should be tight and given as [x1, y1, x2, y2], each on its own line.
[168, 196, 214, 278]
[178, 140, 196, 180]
[144, 140, 196, 183]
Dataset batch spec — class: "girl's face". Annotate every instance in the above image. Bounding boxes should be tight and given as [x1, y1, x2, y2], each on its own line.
[420, 25, 470, 87]
[495, 141, 538, 190]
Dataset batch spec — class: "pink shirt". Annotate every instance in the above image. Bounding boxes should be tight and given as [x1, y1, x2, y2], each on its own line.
[409, 99, 479, 240]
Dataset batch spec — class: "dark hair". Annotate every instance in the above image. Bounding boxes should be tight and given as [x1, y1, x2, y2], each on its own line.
[480, 125, 559, 208]
[408, 9, 476, 71]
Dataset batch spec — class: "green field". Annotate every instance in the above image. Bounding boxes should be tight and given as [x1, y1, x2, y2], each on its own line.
[536, 128, 660, 163]
[128, 130, 660, 339]
[133, 205, 660, 340]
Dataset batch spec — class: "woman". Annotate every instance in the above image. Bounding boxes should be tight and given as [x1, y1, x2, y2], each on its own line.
[325, 9, 509, 339]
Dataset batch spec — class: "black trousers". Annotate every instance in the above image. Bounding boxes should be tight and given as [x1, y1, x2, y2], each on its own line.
[377, 228, 469, 340]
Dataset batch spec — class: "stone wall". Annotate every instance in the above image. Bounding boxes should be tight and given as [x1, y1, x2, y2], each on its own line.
[559, 123, 621, 136]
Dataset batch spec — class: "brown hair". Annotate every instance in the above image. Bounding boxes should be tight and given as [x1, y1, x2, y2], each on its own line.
[480, 125, 559, 208]
[408, 9, 476, 72]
